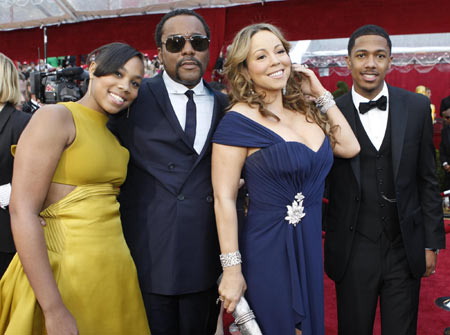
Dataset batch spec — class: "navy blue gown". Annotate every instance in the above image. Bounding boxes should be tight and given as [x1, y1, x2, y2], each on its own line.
[213, 111, 333, 335]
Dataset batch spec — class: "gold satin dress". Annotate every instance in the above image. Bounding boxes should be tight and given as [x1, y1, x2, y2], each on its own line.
[0, 102, 150, 334]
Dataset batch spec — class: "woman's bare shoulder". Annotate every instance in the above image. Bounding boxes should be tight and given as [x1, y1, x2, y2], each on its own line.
[23, 104, 76, 145]
[32, 104, 73, 126]
[228, 102, 259, 120]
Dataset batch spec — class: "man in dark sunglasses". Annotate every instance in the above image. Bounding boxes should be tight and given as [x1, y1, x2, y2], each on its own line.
[108, 8, 229, 335]
[157, 12, 210, 90]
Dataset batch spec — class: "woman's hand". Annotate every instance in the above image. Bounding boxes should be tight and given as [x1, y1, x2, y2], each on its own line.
[219, 267, 247, 314]
[292, 64, 326, 99]
[44, 305, 78, 335]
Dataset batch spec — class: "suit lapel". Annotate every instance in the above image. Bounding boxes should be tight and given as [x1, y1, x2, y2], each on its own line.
[340, 93, 361, 189]
[388, 85, 407, 180]
[0, 104, 15, 134]
[148, 74, 196, 151]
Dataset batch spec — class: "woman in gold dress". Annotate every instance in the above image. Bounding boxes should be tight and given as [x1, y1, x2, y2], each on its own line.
[0, 43, 150, 335]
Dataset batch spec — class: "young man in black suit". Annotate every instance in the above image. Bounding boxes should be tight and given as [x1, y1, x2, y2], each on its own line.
[324, 24, 445, 334]
[109, 9, 228, 335]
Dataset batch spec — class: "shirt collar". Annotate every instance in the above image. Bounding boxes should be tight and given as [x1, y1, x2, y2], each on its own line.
[163, 71, 207, 96]
[351, 82, 389, 111]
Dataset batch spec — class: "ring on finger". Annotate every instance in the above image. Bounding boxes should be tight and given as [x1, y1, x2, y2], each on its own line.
[216, 296, 224, 304]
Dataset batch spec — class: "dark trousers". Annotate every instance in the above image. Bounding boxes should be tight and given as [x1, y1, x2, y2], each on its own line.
[0, 251, 14, 279]
[142, 285, 220, 335]
[335, 232, 421, 335]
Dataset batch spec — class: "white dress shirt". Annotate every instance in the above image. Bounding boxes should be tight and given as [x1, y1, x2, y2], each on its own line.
[352, 83, 389, 151]
[163, 71, 214, 154]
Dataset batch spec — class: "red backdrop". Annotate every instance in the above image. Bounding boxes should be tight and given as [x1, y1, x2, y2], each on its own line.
[319, 66, 450, 113]
[2, 0, 450, 118]
[318, 66, 450, 147]
[3, 0, 450, 72]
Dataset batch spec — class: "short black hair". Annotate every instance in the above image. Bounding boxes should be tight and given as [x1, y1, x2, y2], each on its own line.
[209, 81, 226, 92]
[154, 9, 211, 48]
[347, 24, 392, 55]
[89, 42, 144, 77]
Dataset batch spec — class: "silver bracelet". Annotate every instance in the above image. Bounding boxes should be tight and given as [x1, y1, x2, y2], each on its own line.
[219, 251, 242, 268]
[315, 90, 336, 115]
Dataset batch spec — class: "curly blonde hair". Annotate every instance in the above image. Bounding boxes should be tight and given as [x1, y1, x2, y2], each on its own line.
[224, 23, 336, 145]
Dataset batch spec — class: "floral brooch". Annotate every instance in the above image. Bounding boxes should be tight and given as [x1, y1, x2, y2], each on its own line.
[285, 192, 306, 227]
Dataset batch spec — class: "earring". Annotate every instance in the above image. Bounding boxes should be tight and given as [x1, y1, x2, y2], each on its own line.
[248, 82, 255, 96]
[282, 86, 287, 95]
[126, 106, 130, 118]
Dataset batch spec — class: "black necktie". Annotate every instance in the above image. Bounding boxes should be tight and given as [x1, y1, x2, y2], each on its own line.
[185, 90, 197, 147]
[359, 95, 387, 114]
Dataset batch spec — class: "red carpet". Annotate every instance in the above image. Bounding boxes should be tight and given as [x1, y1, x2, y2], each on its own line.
[223, 236, 450, 334]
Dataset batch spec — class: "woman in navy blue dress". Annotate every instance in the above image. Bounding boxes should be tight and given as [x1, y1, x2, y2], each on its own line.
[212, 24, 360, 335]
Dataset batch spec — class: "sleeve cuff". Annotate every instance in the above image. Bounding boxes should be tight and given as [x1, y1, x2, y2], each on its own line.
[425, 248, 440, 255]
[0, 183, 12, 209]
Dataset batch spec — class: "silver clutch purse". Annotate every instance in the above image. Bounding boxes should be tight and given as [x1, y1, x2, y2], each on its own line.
[217, 275, 263, 335]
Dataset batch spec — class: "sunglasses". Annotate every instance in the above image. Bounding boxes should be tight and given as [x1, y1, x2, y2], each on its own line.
[162, 35, 210, 53]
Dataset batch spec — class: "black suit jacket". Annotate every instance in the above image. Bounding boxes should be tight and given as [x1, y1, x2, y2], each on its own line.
[440, 95, 450, 113]
[324, 86, 445, 282]
[439, 125, 450, 167]
[0, 103, 30, 253]
[108, 74, 228, 295]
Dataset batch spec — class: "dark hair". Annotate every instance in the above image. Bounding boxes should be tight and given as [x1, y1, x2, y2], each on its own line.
[347, 24, 392, 55]
[209, 81, 226, 92]
[89, 42, 144, 77]
[154, 9, 210, 48]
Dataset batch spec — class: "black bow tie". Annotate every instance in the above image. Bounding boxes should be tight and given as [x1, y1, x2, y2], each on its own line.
[358, 95, 387, 114]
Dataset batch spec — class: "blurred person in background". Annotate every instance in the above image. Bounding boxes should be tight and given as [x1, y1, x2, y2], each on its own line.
[209, 81, 227, 94]
[440, 91, 450, 119]
[0, 52, 31, 279]
[416, 85, 435, 123]
[440, 107, 450, 191]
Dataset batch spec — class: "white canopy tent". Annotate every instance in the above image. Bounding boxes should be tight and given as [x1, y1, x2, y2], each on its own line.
[289, 32, 450, 76]
[0, 0, 276, 31]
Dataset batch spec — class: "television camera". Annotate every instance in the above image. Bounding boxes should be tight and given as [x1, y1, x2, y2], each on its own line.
[30, 66, 89, 104]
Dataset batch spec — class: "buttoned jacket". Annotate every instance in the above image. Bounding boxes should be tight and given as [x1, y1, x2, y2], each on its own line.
[324, 86, 445, 282]
[108, 74, 228, 295]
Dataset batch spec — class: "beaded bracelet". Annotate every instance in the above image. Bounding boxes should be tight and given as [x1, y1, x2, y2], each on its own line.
[315, 90, 336, 115]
